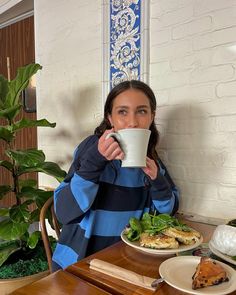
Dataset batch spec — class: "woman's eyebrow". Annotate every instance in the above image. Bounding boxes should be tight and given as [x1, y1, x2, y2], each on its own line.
[114, 105, 149, 109]
[136, 105, 149, 109]
[114, 105, 129, 109]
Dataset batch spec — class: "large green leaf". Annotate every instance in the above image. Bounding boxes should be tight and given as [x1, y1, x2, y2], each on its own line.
[0, 208, 9, 217]
[0, 240, 21, 267]
[29, 209, 40, 223]
[0, 75, 9, 107]
[0, 160, 13, 172]
[18, 187, 52, 223]
[0, 185, 12, 199]
[39, 162, 66, 180]
[0, 126, 14, 142]
[9, 201, 33, 223]
[0, 219, 29, 240]
[6, 63, 42, 108]
[18, 161, 66, 181]
[12, 118, 56, 132]
[6, 149, 45, 167]
[27, 231, 41, 249]
[18, 187, 53, 209]
[34, 190, 54, 209]
[19, 178, 37, 190]
[0, 104, 21, 121]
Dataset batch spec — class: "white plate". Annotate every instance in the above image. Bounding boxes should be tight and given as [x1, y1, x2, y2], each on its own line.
[159, 256, 236, 295]
[121, 230, 203, 256]
[209, 241, 236, 266]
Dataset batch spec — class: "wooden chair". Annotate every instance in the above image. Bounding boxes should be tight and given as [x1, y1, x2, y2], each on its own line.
[40, 196, 60, 273]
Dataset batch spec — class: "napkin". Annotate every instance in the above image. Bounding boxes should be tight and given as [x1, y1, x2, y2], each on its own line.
[89, 259, 156, 291]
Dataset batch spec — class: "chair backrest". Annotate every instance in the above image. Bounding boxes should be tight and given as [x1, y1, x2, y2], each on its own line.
[39, 196, 60, 273]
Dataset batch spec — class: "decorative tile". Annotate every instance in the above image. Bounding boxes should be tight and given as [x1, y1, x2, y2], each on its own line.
[102, 0, 149, 100]
[110, 0, 141, 88]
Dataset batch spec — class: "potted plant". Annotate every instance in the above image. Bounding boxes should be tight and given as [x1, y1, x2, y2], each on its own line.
[0, 63, 66, 293]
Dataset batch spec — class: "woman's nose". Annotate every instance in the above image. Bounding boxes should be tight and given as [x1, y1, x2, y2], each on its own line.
[127, 114, 138, 128]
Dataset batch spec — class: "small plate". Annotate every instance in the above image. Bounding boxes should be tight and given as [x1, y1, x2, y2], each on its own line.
[121, 230, 203, 256]
[209, 241, 236, 266]
[159, 256, 236, 295]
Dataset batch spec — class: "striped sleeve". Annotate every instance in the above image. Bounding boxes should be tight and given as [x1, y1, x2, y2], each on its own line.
[149, 159, 179, 215]
[54, 135, 108, 224]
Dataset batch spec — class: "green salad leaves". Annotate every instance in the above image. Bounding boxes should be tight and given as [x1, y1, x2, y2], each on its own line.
[125, 213, 192, 242]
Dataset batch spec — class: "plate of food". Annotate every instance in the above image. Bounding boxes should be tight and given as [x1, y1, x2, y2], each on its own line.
[159, 256, 236, 295]
[121, 213, 203, 255]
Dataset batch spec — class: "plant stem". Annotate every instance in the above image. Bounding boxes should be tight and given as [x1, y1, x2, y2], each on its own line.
[12, 168, 21, 206]
[8, 118, 21, 206]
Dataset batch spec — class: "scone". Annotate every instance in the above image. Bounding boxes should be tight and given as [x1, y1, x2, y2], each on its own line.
[192, 257, 229, 290]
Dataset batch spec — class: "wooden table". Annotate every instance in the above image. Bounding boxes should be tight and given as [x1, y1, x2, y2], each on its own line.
[65, 220, 236, 295]
[10, 270, 111, 295]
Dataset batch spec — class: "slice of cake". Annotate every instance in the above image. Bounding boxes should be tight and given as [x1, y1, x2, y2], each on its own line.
[192, 257, 229, 290]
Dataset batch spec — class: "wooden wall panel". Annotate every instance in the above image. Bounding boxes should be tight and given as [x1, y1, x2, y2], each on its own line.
[0, 16, 37, 207]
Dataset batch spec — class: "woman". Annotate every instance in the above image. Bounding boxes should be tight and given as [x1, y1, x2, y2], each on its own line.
[52, 80, 179, 270]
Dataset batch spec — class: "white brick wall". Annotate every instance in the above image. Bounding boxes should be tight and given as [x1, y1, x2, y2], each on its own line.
[150, 0, 236, 220]
[172, 16, 212, 40]
[34, 0, 102, 188]
[193, 27, 236, 50]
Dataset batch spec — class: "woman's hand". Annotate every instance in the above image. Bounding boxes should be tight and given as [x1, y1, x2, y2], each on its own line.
[98, 129, 125, 161]
[142, 157, 158, 180]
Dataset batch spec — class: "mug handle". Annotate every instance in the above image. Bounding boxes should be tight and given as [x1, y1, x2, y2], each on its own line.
[105, 132, 121, 142]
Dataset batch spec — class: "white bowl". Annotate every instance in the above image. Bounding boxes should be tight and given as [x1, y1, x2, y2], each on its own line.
[210, 224, 236, 256]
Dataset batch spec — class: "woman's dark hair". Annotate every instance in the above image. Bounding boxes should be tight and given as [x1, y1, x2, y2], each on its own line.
[94, 80, 159, 161]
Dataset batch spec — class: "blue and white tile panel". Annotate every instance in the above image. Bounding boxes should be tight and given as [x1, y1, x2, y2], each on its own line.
[110, 0, 141, 88]
[102, 0, 149, 97]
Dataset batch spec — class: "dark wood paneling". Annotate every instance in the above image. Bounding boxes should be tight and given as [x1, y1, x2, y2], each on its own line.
[0, 16, 37, 207]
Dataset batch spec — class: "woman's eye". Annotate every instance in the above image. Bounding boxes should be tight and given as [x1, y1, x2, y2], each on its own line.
[138, 109, 147, 114]
[118, 109, 127, 115]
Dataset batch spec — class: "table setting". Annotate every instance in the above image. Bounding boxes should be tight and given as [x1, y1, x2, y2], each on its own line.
[65, 215, 236, 295]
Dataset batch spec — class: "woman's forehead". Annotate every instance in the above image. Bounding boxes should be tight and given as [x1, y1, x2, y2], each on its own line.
[113, 89, 150, 107]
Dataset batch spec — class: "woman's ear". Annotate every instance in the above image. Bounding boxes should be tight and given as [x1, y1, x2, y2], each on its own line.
[108, 114, 113, 127]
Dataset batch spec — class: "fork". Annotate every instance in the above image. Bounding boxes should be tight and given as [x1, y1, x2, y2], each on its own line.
[151, 277, 165, 288]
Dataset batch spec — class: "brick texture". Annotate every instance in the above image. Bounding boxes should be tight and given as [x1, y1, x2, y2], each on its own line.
[150, 0, 236, 220]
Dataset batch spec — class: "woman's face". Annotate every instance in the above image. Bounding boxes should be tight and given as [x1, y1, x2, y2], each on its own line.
[108, 89, 155, 131]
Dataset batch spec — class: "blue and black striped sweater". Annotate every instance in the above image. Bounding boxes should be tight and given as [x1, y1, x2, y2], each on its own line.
[52, 135, 179, 270]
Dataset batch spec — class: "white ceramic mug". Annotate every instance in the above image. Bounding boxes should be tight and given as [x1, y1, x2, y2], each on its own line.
[106, 128, 151, 167]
